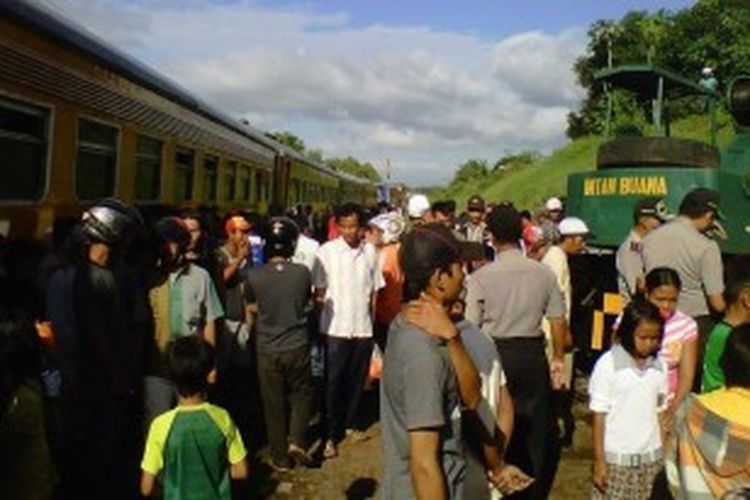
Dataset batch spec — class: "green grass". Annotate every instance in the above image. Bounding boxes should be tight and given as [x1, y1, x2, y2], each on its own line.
[437, 111, 736, 210]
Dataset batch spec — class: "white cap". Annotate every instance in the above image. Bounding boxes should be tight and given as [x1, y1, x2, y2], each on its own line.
[545, 197, 563, 211]
[407, 194, 431, 219]
[369, 212, 405, 244]
[702, 66, 713, 76]
[558, 217, 589, 236]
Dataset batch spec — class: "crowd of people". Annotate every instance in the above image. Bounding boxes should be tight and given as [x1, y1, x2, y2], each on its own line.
[0, 188, 748, 499]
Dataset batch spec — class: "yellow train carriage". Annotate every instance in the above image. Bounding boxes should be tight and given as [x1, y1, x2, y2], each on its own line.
[0, 2, 277, 240]
[286, 157, 340, 212]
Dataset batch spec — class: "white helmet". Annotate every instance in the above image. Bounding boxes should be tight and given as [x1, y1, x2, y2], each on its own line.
[702, 67, 713, 76]
[407, 194, 431, 219]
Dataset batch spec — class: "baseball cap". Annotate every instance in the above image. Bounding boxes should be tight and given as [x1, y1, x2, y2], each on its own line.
[680, 187, 724, 220]
[634, 197, 672, 222]
[545, 197, 563, 211]
[407, 194, 431, 219]
[558, 217, 589, 236]
[467, 195, 485, 212]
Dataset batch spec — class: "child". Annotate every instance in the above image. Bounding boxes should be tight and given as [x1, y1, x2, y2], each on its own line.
[590, 299, 668, 500]
[140, 336, 248, 499]
[701, 255, 750, 392]
[643, 267, 698, 408]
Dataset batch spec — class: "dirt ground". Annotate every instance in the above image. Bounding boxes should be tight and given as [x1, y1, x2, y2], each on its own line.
[253, 399, 594, 499]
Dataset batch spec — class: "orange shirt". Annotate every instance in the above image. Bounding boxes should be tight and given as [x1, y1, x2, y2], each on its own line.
[375, 243, 404, 326]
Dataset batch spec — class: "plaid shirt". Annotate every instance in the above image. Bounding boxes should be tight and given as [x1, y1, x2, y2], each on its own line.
[666, 393, 750, 499]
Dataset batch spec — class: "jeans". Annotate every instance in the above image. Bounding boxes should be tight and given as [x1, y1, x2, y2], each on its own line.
[257, 345, 314, 463]
[324, 336, 373, 442]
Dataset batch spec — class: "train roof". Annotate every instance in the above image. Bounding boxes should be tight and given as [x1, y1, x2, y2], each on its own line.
[1, 1, 280, 157]
[595, 64, 721, 99]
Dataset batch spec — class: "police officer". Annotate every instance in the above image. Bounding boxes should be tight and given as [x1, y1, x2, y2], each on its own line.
[616, 197, 671, 304]
[642, 188, 726, 385]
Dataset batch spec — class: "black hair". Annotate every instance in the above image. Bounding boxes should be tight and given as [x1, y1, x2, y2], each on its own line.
[617, 298, 664, 355]
[721, 324, 750, 388]
[519, 209, 532, 220]
[644, 267, 682, 293]
[0, 310, 41, 413]
[167, 336, 215, 397]
[335, 203, 363, 225]
[486, 204, 522, 244]
[723, 256, 750, 305]
[432, 200, 456, 215]
[400, 223, 463, 301]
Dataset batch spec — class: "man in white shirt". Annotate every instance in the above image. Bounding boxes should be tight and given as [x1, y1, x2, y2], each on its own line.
[542, 216, 588, 447]
[292, 230, 320, 272]
[313, 203, 385, 459]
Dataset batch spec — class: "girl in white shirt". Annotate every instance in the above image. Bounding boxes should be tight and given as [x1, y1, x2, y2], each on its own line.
[590, 299, 668, 500]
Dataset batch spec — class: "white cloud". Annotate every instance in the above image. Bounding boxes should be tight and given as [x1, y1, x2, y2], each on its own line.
[42, 0, 586, 185]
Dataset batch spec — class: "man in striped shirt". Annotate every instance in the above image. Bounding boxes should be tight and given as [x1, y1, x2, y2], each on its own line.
[313, 203, 385, 459]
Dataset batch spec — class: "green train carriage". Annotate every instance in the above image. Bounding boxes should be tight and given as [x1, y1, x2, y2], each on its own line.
[566, 64, 750, 358]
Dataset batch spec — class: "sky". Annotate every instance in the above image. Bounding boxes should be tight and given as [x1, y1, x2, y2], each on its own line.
[43, 0, 695, 185]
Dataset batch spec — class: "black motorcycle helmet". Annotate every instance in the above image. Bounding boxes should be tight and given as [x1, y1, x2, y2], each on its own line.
[80, 198, 142, 247]
[155, 216, 191, 254]
[264, 216, 300, 259]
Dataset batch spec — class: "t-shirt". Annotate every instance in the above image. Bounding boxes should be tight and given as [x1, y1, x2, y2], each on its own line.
[375, 243, 404, 326]
[292, 234, 320, 272]
[660, 310, 698, 403]
[642, 217, 724, 317]
[141, 403, 247, 500]
[542, 245, 571, 317]
[589, 345, 668, 456]
[215, 246, 247, 322]
[465, 248, 566, 339]
[380, 316, 464, 500]
[701, 321, 733, 393]
[245, 261, 311, 353]
[457, 320, 507, 500]
[699, 387, 750, 428]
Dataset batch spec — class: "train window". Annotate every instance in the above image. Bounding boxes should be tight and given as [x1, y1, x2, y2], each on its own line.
[225, 161, 237, 201]
[204, 155, 218, 202]
[240, 165, 251, 201]
[134, 135, 162, 201]
[76, 118, 118, 200]
[256, 171, 265, 202]
[0, 98, 48, 201]
[174, 149, 194, 203]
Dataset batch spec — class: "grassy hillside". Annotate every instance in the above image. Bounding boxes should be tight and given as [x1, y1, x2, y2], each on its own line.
[437, 112, 735, 211]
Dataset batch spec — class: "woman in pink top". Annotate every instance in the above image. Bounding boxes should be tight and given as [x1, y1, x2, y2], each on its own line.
[643, 267, 698, 409]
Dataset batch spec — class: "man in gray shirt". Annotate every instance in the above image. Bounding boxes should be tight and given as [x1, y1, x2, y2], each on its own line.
[641, 187, 726, 386]
[465, 204, 567, 500]
[615, 197, 670, 304]
[381, 224, 468, 499]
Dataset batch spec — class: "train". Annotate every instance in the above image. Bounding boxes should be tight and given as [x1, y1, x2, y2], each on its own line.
[565, 63, 750, 358]
[0, 1, 377, 243]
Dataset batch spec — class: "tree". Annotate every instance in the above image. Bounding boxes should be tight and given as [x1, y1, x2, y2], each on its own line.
[452, 159, 489, 184]
[271, 131, 306, 153]
[328, 156, 382, 182]
[306, 148, 324, 163]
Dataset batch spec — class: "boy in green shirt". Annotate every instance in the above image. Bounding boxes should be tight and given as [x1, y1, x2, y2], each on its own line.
[141, 336, 248, 499]
[702, 256, 750, 392]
